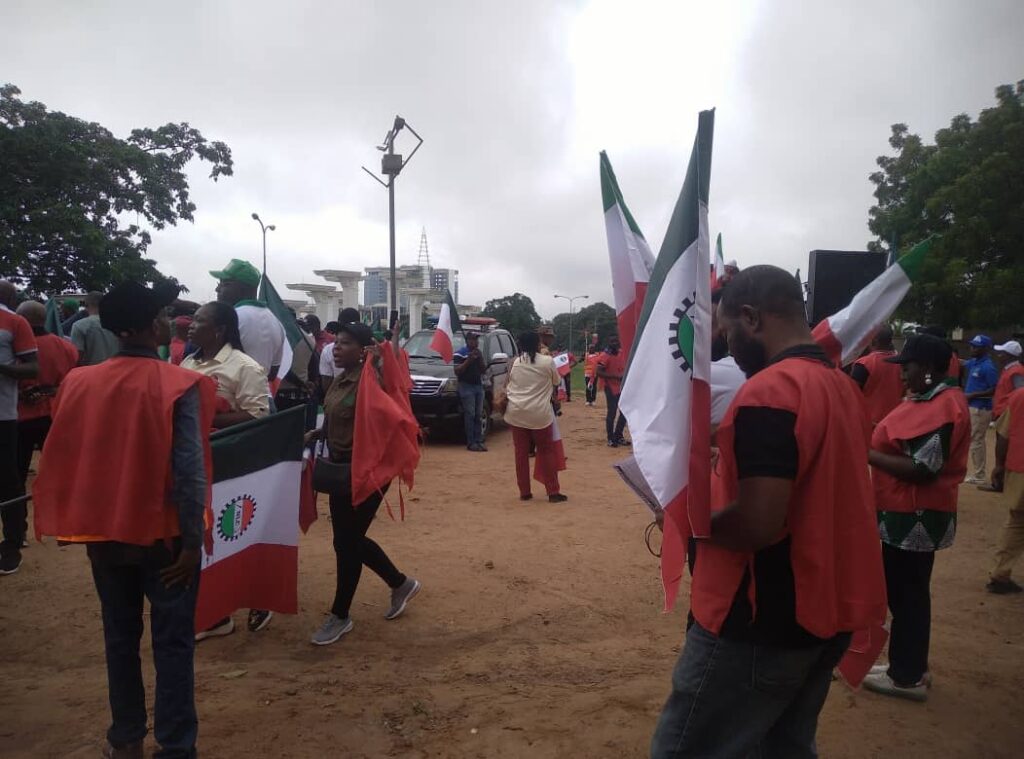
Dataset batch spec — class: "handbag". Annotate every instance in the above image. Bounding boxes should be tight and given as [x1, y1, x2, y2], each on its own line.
[309, 413, 352, 495]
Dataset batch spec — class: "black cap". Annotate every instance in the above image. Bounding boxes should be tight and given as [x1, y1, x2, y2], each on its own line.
[886, 334, 953, 370]
[100, 281, 180, 335]
[337, 322, 374, 347]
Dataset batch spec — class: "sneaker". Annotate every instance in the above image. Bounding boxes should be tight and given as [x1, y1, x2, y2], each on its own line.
[607, 440, 618, 448]
[311, 614, 353, 646]
[614, 437, 632, 447]
[0, 550, 22, 576]
[548, 493, 569, 503]
[477, 443, 488, 452]
[964, 477, 986, 485]
[520, 494, 533, 501]
[869, 664, 933, 687]
[248, 609, 274, 632]
[385, 577, 421, 620]
[986, 578, 1023, 594]
[862, 672, 928, 702]
[102, 740, 144, 759]
[195, 616, 235, 642]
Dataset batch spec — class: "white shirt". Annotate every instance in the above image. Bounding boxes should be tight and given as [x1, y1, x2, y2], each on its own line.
[319, 342, 338, 380]
[710, 355, 746, 426]
[503, 353, 561, 430]
[235, 303, 285, 376]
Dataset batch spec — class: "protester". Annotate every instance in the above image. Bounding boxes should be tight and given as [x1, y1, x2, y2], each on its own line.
[597, 335, 628, 446]
[992, 340, 1024, 419]
[920, 325, 961, 384]
[182, 301, 274, 640]
[304, 314, 334, 353]
[963, 334, 998, 484]
[70, 291, 119, 366]
[305, 323, 420, 646]
[61, 297, 88, 334]
[32, 280, 215, 758]
[861, 334, 969, 701]
[583, 347, 600, 406]
[275, 312, 316, 412]
[317, 321, 342, 396]
[709, 287, 745, 428]
[0, 281, 39, 575]
[537, 324, 555, 355]
[851, 324, 905, 425]
[651, 265, 886, 757]
[454, 330, 487, 452]
[210, 259, 284, 381]
[504, 331, 567, 503]
[560, 348, 577, 402]
[987, 388, 1024, 594]
[14, 301, 78, 496]
[169, 316, 192, 365]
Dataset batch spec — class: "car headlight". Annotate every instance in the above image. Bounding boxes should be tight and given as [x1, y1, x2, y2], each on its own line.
[441, 378, 459, 394]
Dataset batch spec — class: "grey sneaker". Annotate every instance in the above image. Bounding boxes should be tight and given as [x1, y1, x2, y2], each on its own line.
[311, 614, 353, 646]
[385, 578, 421, 620]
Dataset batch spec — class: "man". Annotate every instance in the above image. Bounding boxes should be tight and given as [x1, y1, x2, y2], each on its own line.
[60, 297, 87, 334]
[709, 287, 745, 428]
[70, 291, 120, 366]
[454, 331, 487, 452]
[651, 266, 886, 758]
[988, 388, 1024, 594]
[169, 316, 192, 365]
[210, 259, 284, 381]
[0, 281, 39, 575]
[993, 340, 1024, 419]
[317, 321, 342, 396]
[33, 281, 215, 759]
[14, 301, 78, 494]
[597, 335, 628, 447]
[963, 334, 999, 484]
[304, 314, 335, 353]
[920, 325, 961, 384]
[851, 325, 905, 425]
[275, 311, 316, 412]
[537, 324, 555, 356]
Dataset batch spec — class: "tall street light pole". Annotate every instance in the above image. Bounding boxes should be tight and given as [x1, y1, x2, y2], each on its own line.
[251, 213, 276, 275]
[362, 116, 424, 333]
[554, 294, 589, 357]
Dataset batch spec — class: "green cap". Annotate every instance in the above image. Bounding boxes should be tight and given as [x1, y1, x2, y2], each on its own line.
[209, 259, 261, 287]
[62, 298, 80, 309]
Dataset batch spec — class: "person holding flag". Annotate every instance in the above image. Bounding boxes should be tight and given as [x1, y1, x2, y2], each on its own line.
[429, 289, 461, 364]
[851, 325, 906, 426]
[597, 335, 629, 447]
[210, 259, 286, 384]
[454, 330, 488, 452]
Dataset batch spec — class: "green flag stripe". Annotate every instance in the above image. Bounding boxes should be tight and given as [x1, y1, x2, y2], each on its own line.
[259, 275, 313, 351]
[446, 289, 463, 333]
[599, 151, 646, 239]
[895, 234, 937, 282]
[210, 405, 304, 481]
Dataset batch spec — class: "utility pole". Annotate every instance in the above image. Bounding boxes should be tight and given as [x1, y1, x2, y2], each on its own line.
[554, 294, 589, 356]
[251, 213, 275, 274]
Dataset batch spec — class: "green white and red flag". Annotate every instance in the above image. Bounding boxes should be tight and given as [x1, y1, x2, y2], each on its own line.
[429, 289, 462, 363]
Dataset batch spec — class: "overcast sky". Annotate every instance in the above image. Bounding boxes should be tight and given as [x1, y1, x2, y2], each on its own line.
[4, 0, 1022, 318]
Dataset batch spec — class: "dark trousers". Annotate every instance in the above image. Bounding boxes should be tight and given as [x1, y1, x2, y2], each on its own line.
[329, 487, 405, 619]
[585, 377, 598, 404]
[563, 374, 572, 401]
[458, 382, 485, 446]
[882, 542, 935, 686]
[90, 545, 200, 758]
[604, 386, 627, 442]
[16, 415, 51, 487]
[0, 420, 26, 555]
[651, 623, 851, 759]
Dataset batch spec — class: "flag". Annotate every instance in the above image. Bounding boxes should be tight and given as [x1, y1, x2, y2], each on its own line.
[195, 407, 305, 631]
[429, 289, 461, 363]
[711, 233, 726, 289]
[811, 236, 934, 367]
[552, 352, 573, 378]
[259, 274, 316, 383]
[837, 622, 889, 689]
[600, 151, 656, 356]
[44, 298, 64, 337]
[619, 109, 715, 611]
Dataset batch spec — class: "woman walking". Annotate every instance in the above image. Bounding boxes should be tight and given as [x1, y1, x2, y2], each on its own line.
[306, 322, 420, 646]
[863, 334, 970, 702]
[504, 331, 567, 503]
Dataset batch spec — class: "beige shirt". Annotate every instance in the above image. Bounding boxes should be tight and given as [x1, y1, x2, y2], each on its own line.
[182, 344, 270, 418]
[503, 353, 560, 430]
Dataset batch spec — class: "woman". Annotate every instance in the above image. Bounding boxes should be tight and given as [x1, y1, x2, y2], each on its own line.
[305, 322, 420, 647]
[182, 302, 274, 638]
[504, 331, 567, 503]
[863, 334, 970, 702]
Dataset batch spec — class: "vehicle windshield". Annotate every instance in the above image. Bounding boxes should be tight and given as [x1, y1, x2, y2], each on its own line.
[403, 331, 467, 359]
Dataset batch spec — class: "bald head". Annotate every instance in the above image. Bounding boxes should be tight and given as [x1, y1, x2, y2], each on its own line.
[871, 324, 894, 350]
[16, 301, 46, 328]
[0, 281, 17, 309]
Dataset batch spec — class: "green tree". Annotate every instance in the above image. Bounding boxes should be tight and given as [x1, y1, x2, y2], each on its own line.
[551, 301, 618, 354]
[0, 84, 233, 294]
[867, 80, 1024, 328]
[480, 292, 542, 337]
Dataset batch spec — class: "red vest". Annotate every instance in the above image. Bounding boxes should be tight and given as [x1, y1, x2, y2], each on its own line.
[33, 356, 215, 545]
[1004, 389, 1024, 473]
[855, 349, 905, 425]
[870, 385, 969, 513]
[994, 363, 1024, 418]
[18, 333, 79, 421]
[692, 356, 887, 639]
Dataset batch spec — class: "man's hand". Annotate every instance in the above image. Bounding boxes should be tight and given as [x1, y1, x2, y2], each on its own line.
[160, 548, 201, 589]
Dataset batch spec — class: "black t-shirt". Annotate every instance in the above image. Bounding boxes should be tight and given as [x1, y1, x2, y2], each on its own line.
[454, 348, 484, 385]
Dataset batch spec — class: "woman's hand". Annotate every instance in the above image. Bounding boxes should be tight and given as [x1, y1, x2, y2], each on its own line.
[363, 343, 381, 367]
[304, 429, 323, 446]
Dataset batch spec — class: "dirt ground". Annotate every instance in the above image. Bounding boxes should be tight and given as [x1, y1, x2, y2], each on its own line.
[3, 394, 1023, 758]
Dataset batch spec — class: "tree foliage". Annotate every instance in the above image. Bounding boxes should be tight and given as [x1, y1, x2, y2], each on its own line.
[480, 292, 542, 337]
[551, 301, 617, 353]
[867, 80, 1024, 328]
[0, 84, 233, 294]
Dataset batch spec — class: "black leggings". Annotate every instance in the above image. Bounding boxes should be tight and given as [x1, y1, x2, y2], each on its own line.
[882, 542, 934, 686]
[329, 486, 405, 619]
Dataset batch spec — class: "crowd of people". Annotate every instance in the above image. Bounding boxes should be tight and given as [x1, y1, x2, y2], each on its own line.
[2, 259, 1024, 758]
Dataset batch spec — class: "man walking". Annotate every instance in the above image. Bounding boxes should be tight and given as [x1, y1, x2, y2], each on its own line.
[70, 291, 120, 366]
[988, 388, 1024, 594]
[851, 325, 905, 425]
[963, 334, 999, 484]
[597, 335, 628, 446]
[651, 266, 886, 758]
[33, 281, 215, 758]
[454, 331, 487, 452]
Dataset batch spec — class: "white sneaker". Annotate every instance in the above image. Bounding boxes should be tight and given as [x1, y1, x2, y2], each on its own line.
[869, 663, 932, 687]
[862, 672, 928, 701]
[195, 616, 235, 642]
[964, 477, 986, 485]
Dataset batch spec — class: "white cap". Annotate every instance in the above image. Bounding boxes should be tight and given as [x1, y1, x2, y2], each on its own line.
[995, 340, 1022, 358]
[725, 259, 738, 269]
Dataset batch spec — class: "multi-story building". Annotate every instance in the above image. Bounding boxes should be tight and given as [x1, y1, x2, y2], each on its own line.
[431, 268, 459, 303]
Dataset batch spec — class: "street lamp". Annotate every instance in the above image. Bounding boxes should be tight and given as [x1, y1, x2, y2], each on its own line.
[362, 115, 424, 333]
[251, 213, 276, 275]
[554, 294, 589, 357]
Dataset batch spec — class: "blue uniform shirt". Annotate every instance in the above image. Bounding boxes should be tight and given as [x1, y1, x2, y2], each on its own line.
[963, 355, 998, 410]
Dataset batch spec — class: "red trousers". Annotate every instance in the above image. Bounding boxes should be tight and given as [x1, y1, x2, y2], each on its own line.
[511, 424, 561, 497]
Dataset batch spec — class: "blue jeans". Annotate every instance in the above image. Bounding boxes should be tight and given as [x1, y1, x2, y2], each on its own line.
[458, 382, 485, 446]
[650, 623, 851, 759]
[90, 544, 200, 758]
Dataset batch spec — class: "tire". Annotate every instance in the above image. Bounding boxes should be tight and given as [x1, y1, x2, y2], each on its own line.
[479, 398, 492, 440]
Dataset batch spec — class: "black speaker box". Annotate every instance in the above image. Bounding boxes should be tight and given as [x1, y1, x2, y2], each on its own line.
[806, 250, 886, 325]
